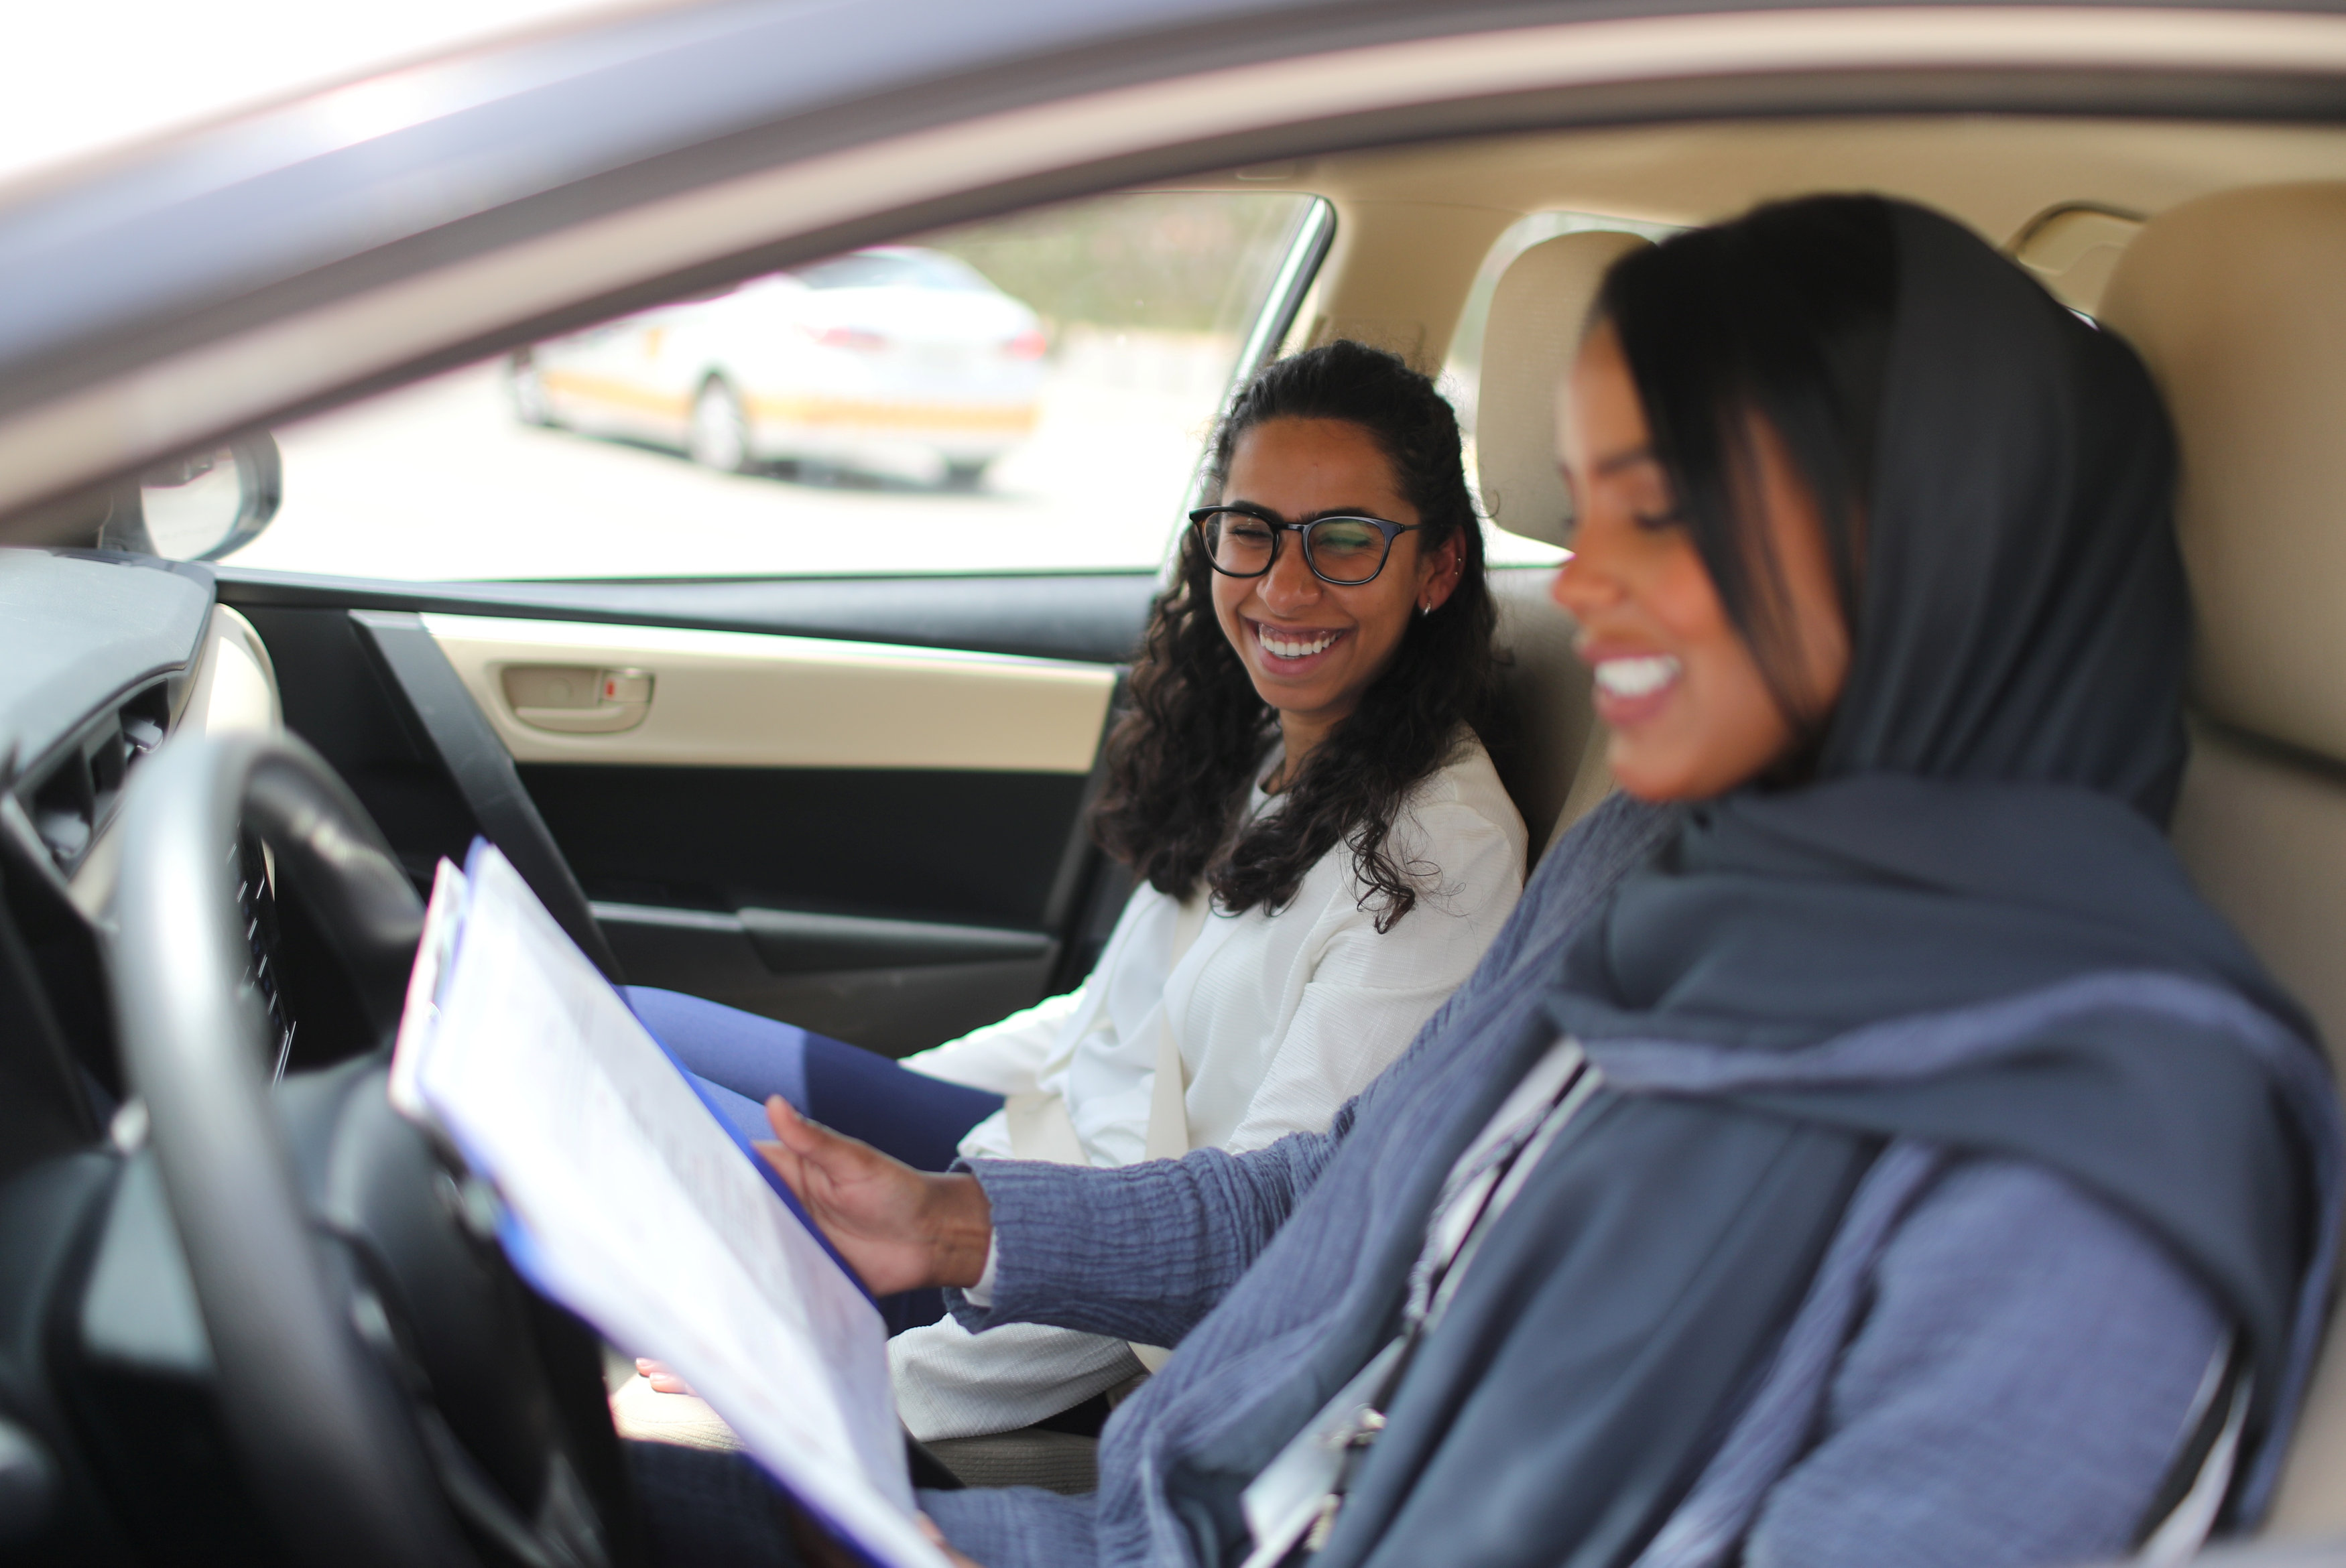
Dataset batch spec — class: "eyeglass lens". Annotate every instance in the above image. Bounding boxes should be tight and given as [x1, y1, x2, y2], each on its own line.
[1199, 512, 1393, 585]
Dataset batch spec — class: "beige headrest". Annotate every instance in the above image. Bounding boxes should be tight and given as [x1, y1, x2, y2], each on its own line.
[2099, 184, 2346, 765]
[1475, 231, 1652, 547]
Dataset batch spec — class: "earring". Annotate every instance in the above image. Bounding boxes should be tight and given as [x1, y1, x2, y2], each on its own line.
[1418, 600, 1434, 616]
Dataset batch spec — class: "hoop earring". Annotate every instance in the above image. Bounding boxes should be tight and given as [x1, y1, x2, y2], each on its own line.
[1418, 601, 1434, 617]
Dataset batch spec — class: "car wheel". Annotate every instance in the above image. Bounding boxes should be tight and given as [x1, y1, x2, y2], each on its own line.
[942, 458, 991, 491]
[687, 378, 754, 472]
[507, 352, 558, 428]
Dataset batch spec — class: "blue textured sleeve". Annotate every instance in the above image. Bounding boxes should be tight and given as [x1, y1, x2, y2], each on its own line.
[942, 796, 1677, 1354]
[949, 1102, 1354, 1348]
[1746, 1159, 2229, 1568]
[920, 1486, 1095, 1568]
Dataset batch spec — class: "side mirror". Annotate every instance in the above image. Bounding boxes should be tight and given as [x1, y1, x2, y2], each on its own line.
[99, 433, 283, 561]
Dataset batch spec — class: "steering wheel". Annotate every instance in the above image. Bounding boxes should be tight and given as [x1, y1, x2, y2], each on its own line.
[107, 730, 629, 1568]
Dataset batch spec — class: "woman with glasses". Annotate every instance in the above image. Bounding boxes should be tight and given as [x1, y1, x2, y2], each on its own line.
[625, 338, 1528, 1439]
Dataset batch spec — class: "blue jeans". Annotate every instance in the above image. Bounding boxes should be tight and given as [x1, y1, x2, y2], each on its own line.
[622, 986, 1003, 1335]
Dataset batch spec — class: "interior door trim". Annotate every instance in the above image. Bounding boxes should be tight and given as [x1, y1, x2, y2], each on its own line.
[597, 901, 1053, 976]
[420, 612, 1117, 773]
[214, 568, 1159, 667]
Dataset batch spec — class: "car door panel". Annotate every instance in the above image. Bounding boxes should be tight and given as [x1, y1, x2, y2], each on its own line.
[521, 756, 1109, 1053]
[518, 763, 1091, 926]
[593, 899, 1063, 1061]
[421, 612, 1115, 773]
[220, 570, 1149, 1055]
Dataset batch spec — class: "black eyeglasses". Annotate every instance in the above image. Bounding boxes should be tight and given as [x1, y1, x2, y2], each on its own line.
[1189, 505, 1426, 587]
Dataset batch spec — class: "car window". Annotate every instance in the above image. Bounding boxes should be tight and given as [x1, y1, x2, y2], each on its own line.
[790, 249, 999, 292]
[225, 191, 1322, 582]
[1445, 211, 1684, 569]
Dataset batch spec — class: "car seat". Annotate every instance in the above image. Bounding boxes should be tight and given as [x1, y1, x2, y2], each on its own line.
[1476, 229, 1651, 864]
[2099, 182, 2346, 1540]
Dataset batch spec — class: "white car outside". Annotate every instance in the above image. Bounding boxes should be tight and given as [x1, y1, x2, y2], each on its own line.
[509, 246, 1048, 485]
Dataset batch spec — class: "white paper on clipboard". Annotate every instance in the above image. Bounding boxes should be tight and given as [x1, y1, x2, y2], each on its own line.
[389, 842, 946, 1568]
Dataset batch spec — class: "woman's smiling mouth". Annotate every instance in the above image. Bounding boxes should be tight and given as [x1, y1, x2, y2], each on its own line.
[1251, 620, 1349, 666]
[1589, 652, 1684, 723]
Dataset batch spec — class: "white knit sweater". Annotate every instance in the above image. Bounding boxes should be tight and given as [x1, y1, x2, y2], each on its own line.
[889, 733, 1527, 1439]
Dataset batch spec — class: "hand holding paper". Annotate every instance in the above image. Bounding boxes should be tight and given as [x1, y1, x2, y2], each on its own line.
[756, 1096, 995, 1297]
[390, 842, 953, 1568]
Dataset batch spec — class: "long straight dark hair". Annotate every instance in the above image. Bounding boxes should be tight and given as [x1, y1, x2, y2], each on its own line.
[1091, 340, 1499, 931]
[1593, 195, 1896, 748]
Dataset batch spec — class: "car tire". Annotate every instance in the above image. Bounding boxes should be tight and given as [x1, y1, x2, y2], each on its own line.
[943, 458, 992, 491]
[507, 352, 559, 427]
[688, 377, 755, 472]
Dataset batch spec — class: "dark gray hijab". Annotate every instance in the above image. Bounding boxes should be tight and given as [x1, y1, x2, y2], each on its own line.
[1306, 199, 2339, 1567]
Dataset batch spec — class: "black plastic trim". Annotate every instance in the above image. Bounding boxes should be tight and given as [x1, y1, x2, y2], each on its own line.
[521, 763, 1087, 931]
[593, 900, 1052, 974]
[739, 905, 1048, 974]
[347, 610, 624, 981]
[221, 569, 1159, 667]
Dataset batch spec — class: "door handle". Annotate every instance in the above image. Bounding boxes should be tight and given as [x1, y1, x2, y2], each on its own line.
[499, 664, 654, 733]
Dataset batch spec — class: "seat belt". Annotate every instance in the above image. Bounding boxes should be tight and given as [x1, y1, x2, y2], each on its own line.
[349, 608, 625, 982]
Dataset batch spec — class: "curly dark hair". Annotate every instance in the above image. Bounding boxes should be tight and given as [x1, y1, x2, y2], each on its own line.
[1091, 340, 1499, 932]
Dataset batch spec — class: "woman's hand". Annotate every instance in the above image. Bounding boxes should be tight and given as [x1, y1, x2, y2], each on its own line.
[918, 1512, 985, 1568]
[755, 1096, 993, 1296]
[633, 1359, 694, 1395]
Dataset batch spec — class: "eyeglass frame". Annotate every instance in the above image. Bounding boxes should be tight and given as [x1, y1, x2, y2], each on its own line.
[1187, 503, 1430, 587]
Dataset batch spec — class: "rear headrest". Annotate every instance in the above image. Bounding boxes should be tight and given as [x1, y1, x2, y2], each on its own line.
[1475, 231, 1652, 547]
[2099, 184, 2346, 765]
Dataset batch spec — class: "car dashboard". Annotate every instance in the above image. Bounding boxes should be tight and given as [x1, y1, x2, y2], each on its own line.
[0, 547, 293, 1167]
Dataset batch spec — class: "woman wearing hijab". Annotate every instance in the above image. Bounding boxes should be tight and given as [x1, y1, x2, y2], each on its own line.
[643, 194, 2341, 1568]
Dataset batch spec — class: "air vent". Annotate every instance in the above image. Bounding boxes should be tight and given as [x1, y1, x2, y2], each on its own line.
[119, 684, 168, 757]
[15, 677, 175, 877]
[28, 765, 91, 864]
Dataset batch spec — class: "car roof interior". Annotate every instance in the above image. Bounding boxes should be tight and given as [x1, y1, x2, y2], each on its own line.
[1168, 115, 2346, 346]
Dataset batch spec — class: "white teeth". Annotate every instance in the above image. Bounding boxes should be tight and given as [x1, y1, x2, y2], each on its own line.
[1593, 655, 1682, 699]
[1258, 627, 1339, 660]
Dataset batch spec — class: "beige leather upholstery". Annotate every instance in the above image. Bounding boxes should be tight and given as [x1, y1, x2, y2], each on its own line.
[2102, 184, 2346, 767]
[1487, 568, 1602, 866]
[1475, 232, 1646, 862]
[2099, 184, 2346, 1538]
[1475, 229, 1652, 548]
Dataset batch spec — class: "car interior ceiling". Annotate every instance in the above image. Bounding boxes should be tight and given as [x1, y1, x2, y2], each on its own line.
[13, 102, 2346, 1560]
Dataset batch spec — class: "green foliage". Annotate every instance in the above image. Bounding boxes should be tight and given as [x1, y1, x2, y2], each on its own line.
[920, 191, 1316, 334]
